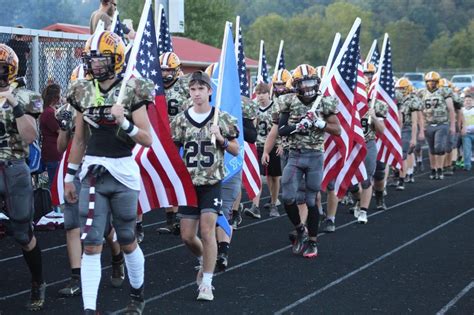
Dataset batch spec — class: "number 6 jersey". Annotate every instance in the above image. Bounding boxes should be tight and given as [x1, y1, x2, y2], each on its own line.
[171, 107, 239, 186]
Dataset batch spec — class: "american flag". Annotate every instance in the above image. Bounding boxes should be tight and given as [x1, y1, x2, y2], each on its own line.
[157, 5, 173, 56]
[235, 19, 261, 200]
[112, 11, 126, 43]
[375, 36, 403, 170]
[277, 47, 286, 70]
[235, 23, 250, 97]
[131, 3, 197, 211]
[258, 41, 269, 84]
[321, 23, 367, 197]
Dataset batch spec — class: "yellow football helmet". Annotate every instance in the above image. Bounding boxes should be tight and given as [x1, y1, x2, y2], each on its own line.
[424, 71, 440, 92]
[272, 69, 291, 85]
[315, 66, 326, 80]
[438, 78, 449, 87]
[363, 62, 376, 74]
[83, 31, 125, 81]
[0, 44, 19, 87]
[292, 64, 320, 98]
[395, 77, 414, 96]
[160, 52, 181, 84]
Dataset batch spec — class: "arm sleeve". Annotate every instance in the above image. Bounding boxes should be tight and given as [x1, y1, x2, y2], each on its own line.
[278, 112, 296, 136]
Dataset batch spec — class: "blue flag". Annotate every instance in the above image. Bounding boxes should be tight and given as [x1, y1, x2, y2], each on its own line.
[209, 25, 244, 183]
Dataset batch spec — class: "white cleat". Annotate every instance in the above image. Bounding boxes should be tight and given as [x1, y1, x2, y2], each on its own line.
[357, 210, 368, 224]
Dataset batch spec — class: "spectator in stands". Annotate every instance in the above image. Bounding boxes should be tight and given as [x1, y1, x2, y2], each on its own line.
[39, 84, 61, 189]
[6, 25, 30, 78]
[90, 0, 136, 40]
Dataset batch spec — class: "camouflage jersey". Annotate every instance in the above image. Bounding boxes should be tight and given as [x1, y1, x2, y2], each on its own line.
[241, 96, 257, 120]
[171, 107, 239, 186]
[67, 77, 154, 158]
[362, 99, 388, 142]
[0, 87, 42, 160]
[419, 87, 453, 125]
[256, 101, 275, 148]
[279, 94, 338, 151]
[396, 92, 421, 128]
[164, 76, 190, 121]
[271, 93, 292, 150]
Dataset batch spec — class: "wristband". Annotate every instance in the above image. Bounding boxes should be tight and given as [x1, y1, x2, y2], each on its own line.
[68, 163, 80, 170]
[12, 105, 24, 118]
[64, 173, 75, 183]
[120, 119, 139, 137]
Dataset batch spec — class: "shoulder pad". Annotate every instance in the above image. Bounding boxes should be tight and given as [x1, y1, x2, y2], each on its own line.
[14, 88, 43, 114]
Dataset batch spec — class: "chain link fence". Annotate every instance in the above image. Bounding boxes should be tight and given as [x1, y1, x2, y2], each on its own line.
[0, 26, 88, 96]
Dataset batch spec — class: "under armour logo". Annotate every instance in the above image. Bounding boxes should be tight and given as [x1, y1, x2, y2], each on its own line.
[214, 198, 223, 207]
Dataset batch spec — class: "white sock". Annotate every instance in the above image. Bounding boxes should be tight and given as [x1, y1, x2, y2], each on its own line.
[124, 246, 145, 289]
[407, 168, 414, 175]
[197, 256, 203, 267]
[202, 272, 213, 287]
[81, 253, 101, 311]
[327, 216, 335, 223]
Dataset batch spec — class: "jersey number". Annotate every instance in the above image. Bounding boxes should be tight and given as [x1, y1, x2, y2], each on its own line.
[360, 118, 370, 135]
[424, 99, 439, 109]
[0, 122, 8, 148]
[184, 140, 215, 168]
[258, 121, 268, 137]
[168, 99, 179, 116]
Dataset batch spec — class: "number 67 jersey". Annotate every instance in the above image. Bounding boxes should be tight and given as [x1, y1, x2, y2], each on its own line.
[171, 107, 239, 186]
[420, 86, 452, 125]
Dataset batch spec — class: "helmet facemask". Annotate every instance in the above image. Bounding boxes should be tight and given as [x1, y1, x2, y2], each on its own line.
[273, 82, 286, 96]
[161, 67, 179, 85]
[83, 51, 117, 82]
[296, 77, 319, 99]
[426, 80, 438, 92]
[0, 63, 10, 88]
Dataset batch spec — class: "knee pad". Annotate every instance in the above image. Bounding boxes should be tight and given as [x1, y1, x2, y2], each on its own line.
[116, 227, 136, 246]
[63, 206, 80, 231]
[296, 191, 305, 205]
[348, 184, 360, 194]
[11, 221, 33, 246]
[373, 162, 386, 181]
[305, 192, 317, 207]
[361, 178, 372, 189]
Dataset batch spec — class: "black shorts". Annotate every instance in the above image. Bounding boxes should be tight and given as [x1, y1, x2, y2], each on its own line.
[257, 146, 282, 177]
[178, 182, 221, 220]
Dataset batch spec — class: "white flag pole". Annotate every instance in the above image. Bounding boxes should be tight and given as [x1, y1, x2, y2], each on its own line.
[211, 21, 232, 146]
[257, 40, 264, 83]
[323, 33, 341, 81]
[155, 2, 164, 45]
[116, 0, 153, 105]
[273, 40, 284, 76]
[368, 34, 388, 124]
[234, 16, 240, 59]
[366, 39, 377, 65]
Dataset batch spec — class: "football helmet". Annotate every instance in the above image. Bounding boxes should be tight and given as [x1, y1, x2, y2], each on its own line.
[272, 68, 291, 96]
[160, 52, 181, 85]
[315, 66, 326, 80]
[0, 44, 19, 88]
[395, 77, 414, 97]
[70, 64, 86, 82]
[424, 71, 440, 92]
[82, 31, 125, 82]
[205, 62, 217, 78]
[292, 64, 320, 98]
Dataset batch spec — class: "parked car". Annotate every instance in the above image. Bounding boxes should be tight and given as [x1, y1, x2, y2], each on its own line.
[451, 74, 474, 89]
[403, 72, 425, 89]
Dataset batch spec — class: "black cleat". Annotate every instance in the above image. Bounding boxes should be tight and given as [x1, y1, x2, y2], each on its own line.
[25, 282, 46, 311]
[123, 286, 145, 315]
[216, 252, 228, 271]
[58, 275, 81, 297]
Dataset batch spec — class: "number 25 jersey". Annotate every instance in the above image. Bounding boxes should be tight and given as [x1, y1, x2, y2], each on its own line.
[171, 107, 239, 186]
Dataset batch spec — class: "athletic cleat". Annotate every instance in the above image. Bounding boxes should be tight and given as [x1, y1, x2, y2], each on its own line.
[157, 224, 173, 234]
[376, 196, 387, 211]
[124, 286, 145, 314]
[58, 275, 81, 297]
[320, 218, 335, 233]
[396, 179, 405, 191]
[111, 258, 125, 288]
[25, 282, 46, 311]
[444, 166, 453, 176]
[269, 205, 280, 217]
[438, 169, 444, 180]
[292, 228, 308, 255]
[408, 174, 415, 183]
[430, 169, 436, 180]
[84, 309, 97, 315]
[243, 204, 261, 219]
[197, 283, 214, 301]
[172, 221, 181, 236]
[216, 253, 228, 271]
[302, 241, 318, 258]
[136, 223, 144, 244]
[357, 210, 368, 224]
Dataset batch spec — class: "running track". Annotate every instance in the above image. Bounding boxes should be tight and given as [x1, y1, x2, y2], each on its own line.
[0, 166, 473, 314]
